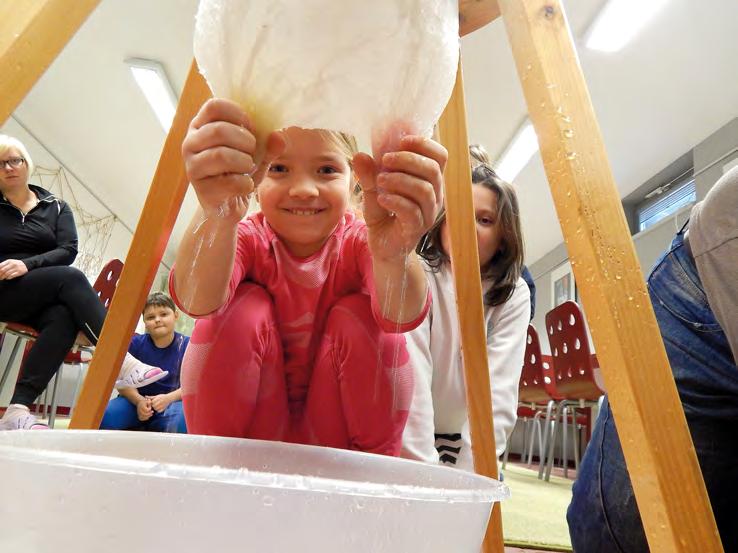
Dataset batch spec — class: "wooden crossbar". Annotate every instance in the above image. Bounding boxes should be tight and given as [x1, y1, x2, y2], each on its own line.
[0, 0, 99, 125]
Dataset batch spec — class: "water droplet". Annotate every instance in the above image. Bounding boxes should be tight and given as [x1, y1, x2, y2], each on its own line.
[566, 152, 577, 160]
[563, 129, 574, 138]
[262, 495, 274, 507]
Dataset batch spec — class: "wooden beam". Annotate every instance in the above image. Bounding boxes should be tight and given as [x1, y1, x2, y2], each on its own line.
[70, 61, 211, 429]
[438, 58, 505, 553]
[498, 1, 723, 551]
[459, 0, 501, 37]
[0, 0, 99, 125]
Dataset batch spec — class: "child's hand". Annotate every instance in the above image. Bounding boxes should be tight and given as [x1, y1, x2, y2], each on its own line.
[150, 394, 172, 414]
[136, 397, 153, 421]
[354, 135, 446, 262]
[182, 98, 285, 222]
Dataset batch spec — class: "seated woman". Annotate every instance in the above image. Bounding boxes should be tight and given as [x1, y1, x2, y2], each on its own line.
[567, 166, 738, 551]
[0, 135, 167, 431]
[100, 293, 189, 433]
[401, 145, 530, 470]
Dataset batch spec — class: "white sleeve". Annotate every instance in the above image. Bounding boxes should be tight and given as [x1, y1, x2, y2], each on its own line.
[400, 315, 440, 463]
[457, 280, 531, 470]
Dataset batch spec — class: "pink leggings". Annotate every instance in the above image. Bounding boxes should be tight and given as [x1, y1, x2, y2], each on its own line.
[181, 284, 413, 455]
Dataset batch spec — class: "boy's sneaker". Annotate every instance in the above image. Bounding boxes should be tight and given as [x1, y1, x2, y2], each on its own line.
[0, 405, 49, 431]
[115, 353, 168, 390]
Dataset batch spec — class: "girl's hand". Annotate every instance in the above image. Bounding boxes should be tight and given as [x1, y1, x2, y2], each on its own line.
[0, 259, 28, 280]
[182, 98, 284, 222]
[354, 135, 446, 262]
[136, 397, 153, 421]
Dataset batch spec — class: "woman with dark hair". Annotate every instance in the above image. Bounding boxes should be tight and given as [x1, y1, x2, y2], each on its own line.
[401, 145, 531, 470]
[0, 134, 167, 430]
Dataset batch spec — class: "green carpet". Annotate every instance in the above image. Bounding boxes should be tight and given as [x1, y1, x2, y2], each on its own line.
[501, 464, 573, 551]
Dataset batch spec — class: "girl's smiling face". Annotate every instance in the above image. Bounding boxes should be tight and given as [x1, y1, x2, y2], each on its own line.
[258, 127, 353, 258]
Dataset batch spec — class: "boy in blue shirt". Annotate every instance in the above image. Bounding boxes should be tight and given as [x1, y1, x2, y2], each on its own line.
[100, 292, 189, 433]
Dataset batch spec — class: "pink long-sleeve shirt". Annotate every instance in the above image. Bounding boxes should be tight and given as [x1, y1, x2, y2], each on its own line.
[171, 211, 429, 407]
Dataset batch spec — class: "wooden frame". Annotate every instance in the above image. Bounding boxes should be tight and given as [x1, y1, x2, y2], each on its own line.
[4, 1, 724, 552]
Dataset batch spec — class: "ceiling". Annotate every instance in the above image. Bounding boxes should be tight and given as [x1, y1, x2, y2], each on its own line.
[6, 0, 738, 268]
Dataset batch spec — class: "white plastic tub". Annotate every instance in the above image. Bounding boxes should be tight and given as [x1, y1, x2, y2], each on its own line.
[0, 431, 508, 552]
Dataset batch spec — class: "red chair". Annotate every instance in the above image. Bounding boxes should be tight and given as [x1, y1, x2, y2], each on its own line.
[502, 325, 558, 469]
[541, 300, 605, 479]
[0, 259, 124, 427]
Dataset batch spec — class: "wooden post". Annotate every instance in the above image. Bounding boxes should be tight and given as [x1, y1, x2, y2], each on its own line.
[498, 1, 723, 551]
[438, 58, 505, 553]
[459, 0, 500, 37]
[69, 62, 211, 429]
[0, 0, 99, 125]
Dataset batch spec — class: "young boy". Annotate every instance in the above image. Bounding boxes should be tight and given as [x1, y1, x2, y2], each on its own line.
[100, 292, 189, 433]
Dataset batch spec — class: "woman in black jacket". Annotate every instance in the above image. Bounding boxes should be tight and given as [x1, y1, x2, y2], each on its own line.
[0, 135, 168, 430]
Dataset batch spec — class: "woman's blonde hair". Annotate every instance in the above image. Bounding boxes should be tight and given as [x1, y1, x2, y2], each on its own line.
[0, 134, 34, 177]
[418, 144, 525, 307]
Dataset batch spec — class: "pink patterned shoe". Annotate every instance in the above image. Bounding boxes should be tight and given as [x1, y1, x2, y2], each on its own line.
[115, 353, 168, 389]
[0, 405, 49, 431]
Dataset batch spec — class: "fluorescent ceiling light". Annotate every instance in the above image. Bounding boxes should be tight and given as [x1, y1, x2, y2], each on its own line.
[585, 0, 669, 53]
[496, 120, 539, 182]
[125, 58, 178, 132]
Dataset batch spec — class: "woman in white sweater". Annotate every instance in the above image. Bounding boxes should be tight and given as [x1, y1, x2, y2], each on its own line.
[401, 147, 530, 471]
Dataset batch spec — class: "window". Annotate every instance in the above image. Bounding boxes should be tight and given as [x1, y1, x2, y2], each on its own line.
[637, 177, 696, 232]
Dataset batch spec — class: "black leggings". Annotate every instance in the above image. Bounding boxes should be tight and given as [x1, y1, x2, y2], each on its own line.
[0, 266, 106, 406]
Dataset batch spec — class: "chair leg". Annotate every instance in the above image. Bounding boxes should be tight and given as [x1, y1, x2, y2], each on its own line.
[542, 401, 564, 481]
[573, 417, 580, 474]
[48, 364, 63, 429]
[562, 405, 569, 479]
[521, 418, 530, 463]
[37, 386, 49, 417]
[537, 400, 557, 479]
[0, 336, 24, 393]
[527, 412, 543, 466]
[502, 427, 512, 469]
[68, 362, 86, 418]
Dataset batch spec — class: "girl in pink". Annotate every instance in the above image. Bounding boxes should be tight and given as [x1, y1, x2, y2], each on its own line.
[171, 99, 446, 455]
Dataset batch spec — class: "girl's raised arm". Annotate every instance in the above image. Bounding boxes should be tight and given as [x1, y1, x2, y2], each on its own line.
[354, 135, 446, 324]
[173, 99, 282, 315]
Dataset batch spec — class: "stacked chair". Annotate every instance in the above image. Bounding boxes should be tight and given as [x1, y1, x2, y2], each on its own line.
[539, 300, 605, 480]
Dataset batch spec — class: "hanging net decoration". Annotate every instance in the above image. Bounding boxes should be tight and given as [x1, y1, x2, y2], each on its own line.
[33, 166, 117, 280]
[193, 0, 459, 155]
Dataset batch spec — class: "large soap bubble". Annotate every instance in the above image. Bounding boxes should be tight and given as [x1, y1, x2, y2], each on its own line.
[194, 0, 459, 154]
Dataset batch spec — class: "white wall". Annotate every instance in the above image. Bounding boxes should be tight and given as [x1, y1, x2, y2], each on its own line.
[528, 117, 738, 352]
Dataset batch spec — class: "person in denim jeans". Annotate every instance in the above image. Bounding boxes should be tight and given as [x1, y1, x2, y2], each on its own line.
[567, 166, 738, 552]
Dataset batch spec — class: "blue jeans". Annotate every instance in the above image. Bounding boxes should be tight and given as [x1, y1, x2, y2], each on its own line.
[567, 232, 738, 552]
[100, 396, 187, 433]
